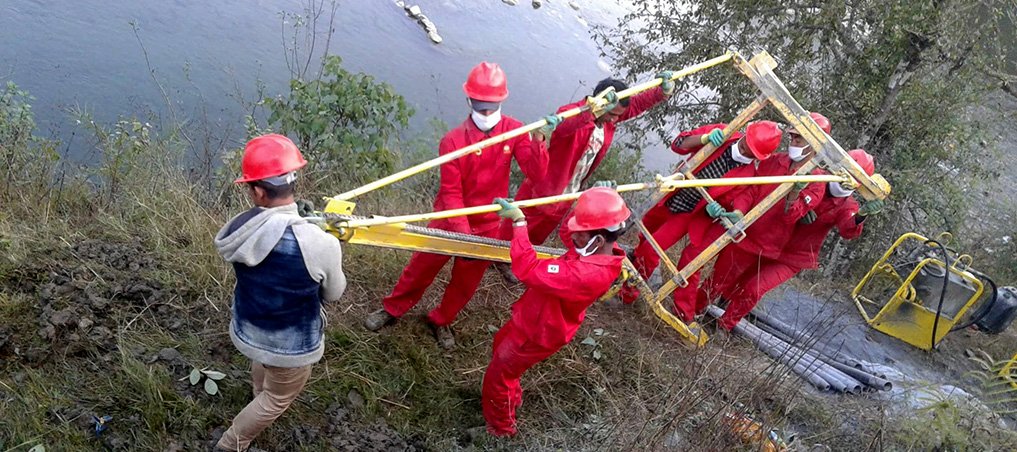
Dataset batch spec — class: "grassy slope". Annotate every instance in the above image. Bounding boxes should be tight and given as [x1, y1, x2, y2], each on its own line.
[2, 136, 1017, 451]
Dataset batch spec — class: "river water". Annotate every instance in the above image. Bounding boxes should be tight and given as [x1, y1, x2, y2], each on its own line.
[1, 0, 656, 164]
[4, 2, 1013, 174]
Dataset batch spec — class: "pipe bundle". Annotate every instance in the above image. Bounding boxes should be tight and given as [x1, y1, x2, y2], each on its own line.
[706, 306, 893, 394]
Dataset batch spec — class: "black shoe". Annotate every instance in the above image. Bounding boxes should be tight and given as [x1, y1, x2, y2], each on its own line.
[493, 262, 520, 285]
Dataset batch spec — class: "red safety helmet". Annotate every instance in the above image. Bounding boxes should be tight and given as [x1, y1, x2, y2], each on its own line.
[567, 187, 632, 232]
[848, 149, 875, 176]
[788, 112, 832, 135]
[744, 120, 782, 160]
[235, 134, 308, 184]
[462, 62, 509, 102]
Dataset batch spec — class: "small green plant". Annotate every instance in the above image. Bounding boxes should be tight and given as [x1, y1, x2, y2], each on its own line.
[185, 367, 227, 396]
[966, 349, 1017, 414]
[0, 82, 60, 199]
[580, 328, 607, 360]
[262, 55, 414, 181]
[75, 115, 155, 205]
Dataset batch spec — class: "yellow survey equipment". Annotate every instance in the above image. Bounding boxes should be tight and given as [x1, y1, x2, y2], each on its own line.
[315, 49, 892, 347]
[852, 232, 987, 351]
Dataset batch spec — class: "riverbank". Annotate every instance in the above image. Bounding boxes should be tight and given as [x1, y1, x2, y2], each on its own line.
[3, 80, 1017, 451]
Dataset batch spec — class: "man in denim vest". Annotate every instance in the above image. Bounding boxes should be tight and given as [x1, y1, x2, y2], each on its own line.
[214, 134, 346, 451]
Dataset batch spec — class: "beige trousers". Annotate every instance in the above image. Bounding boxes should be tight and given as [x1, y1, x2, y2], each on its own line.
[216, 362, 313, 451]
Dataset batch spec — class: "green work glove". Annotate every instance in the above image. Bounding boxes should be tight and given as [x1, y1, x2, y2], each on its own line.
[704, 201, 727, 219]
[593, 180, 617, 189]
[656, 70, 675, 96]
[700, 128, 725, 147]
[799, 210, 817, 224]
[534, 114, 562, 140]
[296, 199, 316, 217]
[857, 199, 885, 217]
[494, 198, 525, 222]
[719, 210, 744, 222]
[588, 89, 619, 118]
[705, 201, 743, 222]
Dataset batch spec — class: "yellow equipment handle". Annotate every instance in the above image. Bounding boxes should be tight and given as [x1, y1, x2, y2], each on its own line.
[339, 173, 847, 228]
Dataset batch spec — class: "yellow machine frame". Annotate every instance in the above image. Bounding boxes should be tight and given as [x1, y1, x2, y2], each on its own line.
[851, 232, 985, 350]
[319, 49, 892, 347]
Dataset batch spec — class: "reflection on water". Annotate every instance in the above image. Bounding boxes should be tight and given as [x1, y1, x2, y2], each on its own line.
[0, 0, 628, 161]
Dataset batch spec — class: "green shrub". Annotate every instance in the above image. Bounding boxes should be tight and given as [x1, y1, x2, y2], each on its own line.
[263, 55, 414, 183]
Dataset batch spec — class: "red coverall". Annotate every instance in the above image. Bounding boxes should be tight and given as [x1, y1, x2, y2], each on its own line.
[381, 116, 547, 326]
[482, 224, 624, 436]
[779, 192, 864, 271]
[693, 154, 826, 330]
[630, 123, 745, 280]
[665, 176, 750, 320]
[718, 192, 865, 323]
[500, 88, 668, 245]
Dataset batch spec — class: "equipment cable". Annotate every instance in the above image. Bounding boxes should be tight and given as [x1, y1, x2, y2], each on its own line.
[949, 269, 998, 332]
[926, 239, 950, 350]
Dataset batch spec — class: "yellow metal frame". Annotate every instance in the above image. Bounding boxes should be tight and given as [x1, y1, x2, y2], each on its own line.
[318, 49, 892, 347]
[851, 232, 985, 350]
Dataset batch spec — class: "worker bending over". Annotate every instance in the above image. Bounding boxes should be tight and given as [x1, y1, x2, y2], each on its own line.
[687, 114, 829, 329]
[624, 120, 782, 303]
[483, 188, 629, 437]
[213, 134, 347, 451]
[712, 149, 883, 328]
[496, 73, 673, 253]
[364, 62, 550, 348]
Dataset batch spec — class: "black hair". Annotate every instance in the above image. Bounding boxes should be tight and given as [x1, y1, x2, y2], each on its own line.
[249, 181, 296, 199]
[590, 223, 626, 243]
[593, 78, 631, 107]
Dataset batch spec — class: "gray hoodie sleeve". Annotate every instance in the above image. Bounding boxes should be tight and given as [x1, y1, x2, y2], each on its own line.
[292, 224, 347, 302]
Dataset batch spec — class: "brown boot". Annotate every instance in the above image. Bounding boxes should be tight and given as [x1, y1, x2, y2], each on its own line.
[429, 322, 456, 350]
[364, 308, 396, 332]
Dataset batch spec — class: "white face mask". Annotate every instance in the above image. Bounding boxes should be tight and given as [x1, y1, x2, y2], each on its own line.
[788, 145, 809, 162]
[471, 108, 502, 131]
[729, 142, 753, 164]
[575, 235, 603, 257]
[828, 181, 855, 198]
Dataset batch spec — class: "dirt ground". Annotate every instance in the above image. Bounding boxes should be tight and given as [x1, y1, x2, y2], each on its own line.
[0, 235, 427, 451]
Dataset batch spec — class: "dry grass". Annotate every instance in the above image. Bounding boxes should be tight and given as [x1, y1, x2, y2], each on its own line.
[3, 120, 1017, 452]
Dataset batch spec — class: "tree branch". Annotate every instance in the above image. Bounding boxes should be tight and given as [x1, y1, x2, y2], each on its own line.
[858, 31, 934, 147]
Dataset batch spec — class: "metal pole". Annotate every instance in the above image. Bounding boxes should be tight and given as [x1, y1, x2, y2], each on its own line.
[652, 160, 822, 305]
[718, 307, 866, 393]
[730, 318, 830, 391]
[332, 52, 736, 202]
[751, 316, 861, 369]
[340, 174, 846, 228]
